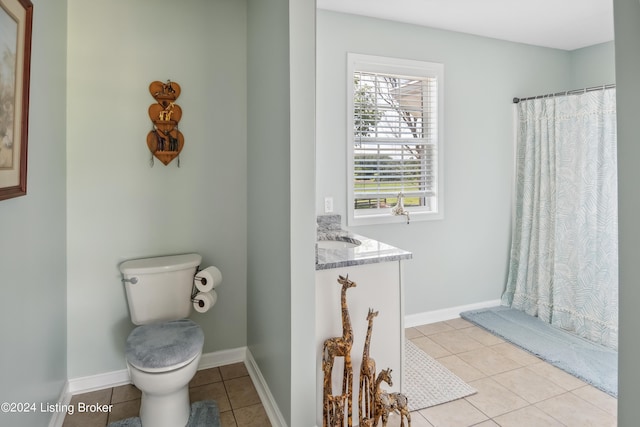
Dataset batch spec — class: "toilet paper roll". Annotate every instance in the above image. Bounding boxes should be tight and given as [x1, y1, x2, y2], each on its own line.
[194, 266, 222, 293]
[193, 290, 217, 313]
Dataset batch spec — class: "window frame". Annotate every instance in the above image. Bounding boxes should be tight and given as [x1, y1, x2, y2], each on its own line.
[346, 53, 445, 226]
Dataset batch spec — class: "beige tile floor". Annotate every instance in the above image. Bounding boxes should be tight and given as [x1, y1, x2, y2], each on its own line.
[61, 362, 271, 427]
[400, 318, 617, 427]
[62, 318, 617, 427]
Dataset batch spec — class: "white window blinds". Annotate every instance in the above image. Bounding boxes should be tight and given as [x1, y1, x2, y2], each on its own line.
[352, 69, 439, 216]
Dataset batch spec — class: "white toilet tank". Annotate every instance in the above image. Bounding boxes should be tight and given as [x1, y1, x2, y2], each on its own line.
[119, 253, 202, 325]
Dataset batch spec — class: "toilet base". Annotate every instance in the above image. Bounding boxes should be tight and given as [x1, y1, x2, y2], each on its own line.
[139, 385, 190, 427]
[127, 352, 202, 427]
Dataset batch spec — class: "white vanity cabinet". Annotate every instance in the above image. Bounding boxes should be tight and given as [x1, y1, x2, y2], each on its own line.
[315, 260, 406, 426]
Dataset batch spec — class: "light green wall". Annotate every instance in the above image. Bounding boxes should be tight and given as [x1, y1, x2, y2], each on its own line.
[66, 0, 248, 378]
[570, 41, 616, 88]
[246, 1, 316, 424]
[316, 10, 574, 315]
[614, 0, 640, 424]
[246, 0, 292, 421]
[0, 0, 68, 425]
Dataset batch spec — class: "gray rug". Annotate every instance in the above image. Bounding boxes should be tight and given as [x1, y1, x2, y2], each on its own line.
[107, 400, 220, 427]
[460, 306, 618, 397]
[404, 339, 476, 411]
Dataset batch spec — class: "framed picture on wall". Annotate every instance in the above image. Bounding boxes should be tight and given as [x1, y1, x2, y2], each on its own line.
[0, 0, 32, 201]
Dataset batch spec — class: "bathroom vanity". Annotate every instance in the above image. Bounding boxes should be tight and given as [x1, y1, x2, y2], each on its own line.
[315, 222, 412, 425]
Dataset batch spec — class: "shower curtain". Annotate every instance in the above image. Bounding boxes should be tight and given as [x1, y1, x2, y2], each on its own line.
[501, 87, 618, 349]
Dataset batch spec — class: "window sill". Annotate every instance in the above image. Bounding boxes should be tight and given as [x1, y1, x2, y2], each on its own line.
[348, 210, 443, 226]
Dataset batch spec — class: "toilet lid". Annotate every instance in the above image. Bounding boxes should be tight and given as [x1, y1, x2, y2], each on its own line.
[126, 319, 204, 372]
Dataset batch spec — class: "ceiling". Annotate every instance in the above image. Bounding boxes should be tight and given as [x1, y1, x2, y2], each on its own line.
[316, 0, 614, 51]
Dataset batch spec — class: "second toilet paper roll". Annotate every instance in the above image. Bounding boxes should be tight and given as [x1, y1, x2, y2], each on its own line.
[194, 266, 222, 292]
[193, 290, 217, 313]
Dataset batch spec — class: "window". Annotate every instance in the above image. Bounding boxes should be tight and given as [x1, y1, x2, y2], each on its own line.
[347, 54, 444, 225]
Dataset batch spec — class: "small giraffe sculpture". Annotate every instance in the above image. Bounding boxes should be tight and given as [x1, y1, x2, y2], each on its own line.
[358, 308, 378, 426]
[374, 368, 411, 427]
[322, 275, 357, 427]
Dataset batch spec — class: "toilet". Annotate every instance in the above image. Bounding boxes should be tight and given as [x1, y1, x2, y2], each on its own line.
[119, 253, 204, 427]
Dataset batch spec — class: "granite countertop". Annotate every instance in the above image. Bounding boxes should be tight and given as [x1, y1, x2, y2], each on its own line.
[316, 229, 412, 270]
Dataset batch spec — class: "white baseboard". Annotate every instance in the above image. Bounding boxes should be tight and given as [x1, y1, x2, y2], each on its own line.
[245, 349, 287, 427]
[67, 368, 131, 395]
[50, 346, 280, 427]
[64, 346, 248, 397]
[198, 346, 247, 369]
[47, 382, 70, 427]
[404, 299, 502, 328]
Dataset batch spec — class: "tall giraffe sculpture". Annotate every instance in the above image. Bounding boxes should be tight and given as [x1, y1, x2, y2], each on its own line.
[358, 308, 378, 427]
[322, 275, 357, 427]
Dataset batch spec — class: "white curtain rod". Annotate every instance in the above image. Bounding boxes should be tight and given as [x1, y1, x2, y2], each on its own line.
[513, 83, 616, 104]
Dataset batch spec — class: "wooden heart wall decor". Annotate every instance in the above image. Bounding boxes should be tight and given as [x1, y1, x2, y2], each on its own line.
[147, 80, 184, 166]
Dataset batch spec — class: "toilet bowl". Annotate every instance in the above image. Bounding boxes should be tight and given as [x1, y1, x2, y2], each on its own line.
[125, 318, 204, 427]
[127, 354, 202, 427]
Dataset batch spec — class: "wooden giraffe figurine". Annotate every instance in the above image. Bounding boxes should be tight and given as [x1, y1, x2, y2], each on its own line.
[322, 275, 357, 427]
[358, 308, 378, 426]
[374, 368, 411, 427]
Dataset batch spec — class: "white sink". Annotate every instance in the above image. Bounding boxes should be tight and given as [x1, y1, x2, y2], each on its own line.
[316, 239, 361, 249]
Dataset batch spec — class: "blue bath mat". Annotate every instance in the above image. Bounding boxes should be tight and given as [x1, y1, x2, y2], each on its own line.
[107, 400, 220, 427]
[460, 306, 617, 397]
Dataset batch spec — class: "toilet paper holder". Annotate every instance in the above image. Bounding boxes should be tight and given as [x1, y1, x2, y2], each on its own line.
[193, 275, 208, 286]
[192, 296, 207, 308]
[191, 270, 206, 301]
[191, 270, 202, 300]
[190, 267, 221, 311]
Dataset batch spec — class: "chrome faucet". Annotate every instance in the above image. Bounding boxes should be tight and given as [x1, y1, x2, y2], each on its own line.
[391, 192, 410, 224]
